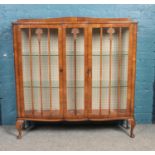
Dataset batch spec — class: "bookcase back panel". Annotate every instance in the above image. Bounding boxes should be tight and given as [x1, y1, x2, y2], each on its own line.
[91, 27, 129, 115]
[21, 28, 61, 117]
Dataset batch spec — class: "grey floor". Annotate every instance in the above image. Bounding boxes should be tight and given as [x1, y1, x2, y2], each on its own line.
[0, 123, 155, 151]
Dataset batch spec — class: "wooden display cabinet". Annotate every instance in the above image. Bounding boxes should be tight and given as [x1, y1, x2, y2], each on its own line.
[13, 17, 137, 139]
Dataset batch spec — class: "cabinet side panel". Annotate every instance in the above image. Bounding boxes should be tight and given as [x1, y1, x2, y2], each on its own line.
[13, 25, 21, 117]
[17, 28, 25, 117]
[127, 25, 133, 115]
[131, 24, 137, 116]
[13, 25, 25, 117]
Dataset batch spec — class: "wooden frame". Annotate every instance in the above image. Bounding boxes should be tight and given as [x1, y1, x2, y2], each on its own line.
[13, 17, 137, 139]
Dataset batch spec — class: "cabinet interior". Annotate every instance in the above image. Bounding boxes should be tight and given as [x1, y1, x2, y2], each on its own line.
[21, 27, 129, 116]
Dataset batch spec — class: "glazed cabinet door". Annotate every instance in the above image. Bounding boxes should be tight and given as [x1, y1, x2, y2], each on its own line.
[88, 25, 132, 118]
[16, 26, 63, 119]
[63, 26, 88, 119]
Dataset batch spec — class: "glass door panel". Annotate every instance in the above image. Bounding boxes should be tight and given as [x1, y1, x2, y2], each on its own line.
[91, 27, 129, 116]
[21, 28, 61, 118]
[65, 28, 85, 117]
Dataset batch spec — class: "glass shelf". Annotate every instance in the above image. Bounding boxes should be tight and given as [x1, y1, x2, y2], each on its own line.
[22, 51, 128, 56]
[92, 53, 128, 56]
[22, 54, 59, 56]
[23, 81, 59, 88]
[92, 81, 127, 87]
[22, 53, 128, 56]
[22, 54, 84, 56]
[24, 81, 127, 87]
[24, 82, 127, 88]
[24, 86, 127, 88]
[24, 86, 59, 88]
[92, 85, 127, 88]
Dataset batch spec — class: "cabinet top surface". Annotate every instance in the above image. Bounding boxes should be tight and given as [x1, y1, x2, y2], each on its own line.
[13, 17, 137, 24]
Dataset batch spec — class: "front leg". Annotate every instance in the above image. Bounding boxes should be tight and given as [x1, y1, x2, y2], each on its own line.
[128, 118, 136, 138]
[16, 120, 24, 139]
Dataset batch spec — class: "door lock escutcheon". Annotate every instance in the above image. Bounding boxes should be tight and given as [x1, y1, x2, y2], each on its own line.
[59, 68, 63, 72]
[87, 69, 91, 74]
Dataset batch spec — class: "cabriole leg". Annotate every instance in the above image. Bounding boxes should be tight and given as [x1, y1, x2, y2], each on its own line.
[128, 118, 135, 138]
[16, 120, 24, 139]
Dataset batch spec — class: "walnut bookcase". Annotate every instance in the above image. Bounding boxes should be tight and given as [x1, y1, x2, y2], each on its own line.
[13, 17, 137, 139]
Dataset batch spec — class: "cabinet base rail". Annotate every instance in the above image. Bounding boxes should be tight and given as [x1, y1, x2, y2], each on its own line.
[16, 117, 135, 139]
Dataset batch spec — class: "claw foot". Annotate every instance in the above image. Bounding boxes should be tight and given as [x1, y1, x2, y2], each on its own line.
[16, 120, 24, 139]
[128, 118, 136, 138]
